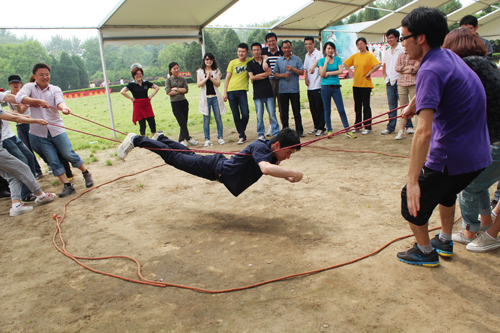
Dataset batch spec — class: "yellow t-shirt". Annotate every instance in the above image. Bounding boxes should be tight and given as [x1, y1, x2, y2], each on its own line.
[227, 58, 253, 91]
[344, 52, 380, 88]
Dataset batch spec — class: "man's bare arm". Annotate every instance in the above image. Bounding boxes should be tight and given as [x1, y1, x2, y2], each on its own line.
[258, 161, 303, 183]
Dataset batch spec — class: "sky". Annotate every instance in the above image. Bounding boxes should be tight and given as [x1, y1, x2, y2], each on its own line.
[2, 0, 310, 43]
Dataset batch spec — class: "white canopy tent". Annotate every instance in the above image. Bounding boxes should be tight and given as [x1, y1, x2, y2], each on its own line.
[477, 7, 500, 39]
[94, 0, 239, 136]
[270, 0, 377, 41]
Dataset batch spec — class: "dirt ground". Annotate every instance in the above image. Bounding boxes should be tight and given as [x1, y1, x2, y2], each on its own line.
[2, 93, 500, 333]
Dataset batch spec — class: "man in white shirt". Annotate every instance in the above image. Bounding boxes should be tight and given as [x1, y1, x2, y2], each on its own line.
[303, 36, 326, 136]
[381, 29, 404, 134]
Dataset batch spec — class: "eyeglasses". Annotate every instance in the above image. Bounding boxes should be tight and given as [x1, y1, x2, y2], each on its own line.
[205, 58, 212, 61]
[399, 34, 415, 42]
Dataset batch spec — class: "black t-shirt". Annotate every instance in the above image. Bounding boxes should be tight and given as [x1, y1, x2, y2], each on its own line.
[463, 56, 500, 143]
[205, 76, 216, 95]
[126, 80, 154, 99]
[262, 46, 284, 79]
[247, 59, 273, 100]
[217, 139, 276, 197]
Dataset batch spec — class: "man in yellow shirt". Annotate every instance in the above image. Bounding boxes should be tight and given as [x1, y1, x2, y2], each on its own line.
[224, 43, 253, 145]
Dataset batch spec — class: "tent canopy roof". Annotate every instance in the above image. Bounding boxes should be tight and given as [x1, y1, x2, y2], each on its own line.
[98, 0, 239, 47]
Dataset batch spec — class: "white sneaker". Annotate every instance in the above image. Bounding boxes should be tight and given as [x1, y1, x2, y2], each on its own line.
[361, 130, 371, 135]
[381, 129, 394, 135]
[118, 133, 137, 159]
[258, 135, 266, 140]
[188, 139, 198, 146]
[218, 138, 225, 145]
[10, 204, 34, 217]
[152, 131, 164, 140]
[237, 138, 247, 145]
[407, 127, 415, 134]
[35, 192, 56, 205]
[316, 130, 326, 136]
[395, 129, 406, 140]
[452, 230, 475, 245]
[466, 232, 500, 252]
[266, 126, 273, 137]
[180, 141, 187, 147]
[308, 129, 317, 135]
[204, 140, 213, 147]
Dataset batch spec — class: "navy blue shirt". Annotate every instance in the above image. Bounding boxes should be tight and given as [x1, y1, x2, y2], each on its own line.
[217, 139, 276, 196]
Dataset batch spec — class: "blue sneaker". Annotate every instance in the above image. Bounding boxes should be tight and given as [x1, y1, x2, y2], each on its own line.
[431, 234, 453, 257]
[397, 243, 439, 267]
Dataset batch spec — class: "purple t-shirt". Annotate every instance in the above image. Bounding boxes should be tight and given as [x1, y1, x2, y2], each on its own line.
[416, 47, 491, 175]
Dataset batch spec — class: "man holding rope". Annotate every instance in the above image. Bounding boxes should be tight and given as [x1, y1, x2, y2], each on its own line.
[117, 128, 303, 197]
[397, 7, 491, 267]
[15, 63, 94, 198]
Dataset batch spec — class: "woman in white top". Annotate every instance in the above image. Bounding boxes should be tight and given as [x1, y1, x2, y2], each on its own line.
[197, 53, 226, 146]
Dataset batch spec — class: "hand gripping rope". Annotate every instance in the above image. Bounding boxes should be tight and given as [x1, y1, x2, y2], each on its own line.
[37, 103, 450, 293]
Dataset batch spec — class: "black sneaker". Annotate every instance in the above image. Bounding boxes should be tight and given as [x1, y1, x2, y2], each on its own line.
[491, 199, 498, 210]
[397, 243, 439, 267]
[59, 184, 76, 198]
[430, 234, 453, 257]
[83, 172, 94, 188]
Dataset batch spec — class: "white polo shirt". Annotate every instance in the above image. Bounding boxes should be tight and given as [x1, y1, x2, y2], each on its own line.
[304, 49, 323, 90]
[382, 43, 404, 85]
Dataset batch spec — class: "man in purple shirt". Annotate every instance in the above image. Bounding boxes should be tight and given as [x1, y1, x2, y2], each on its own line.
[16, 63, 94, 198]
[397, 7, 491, 267]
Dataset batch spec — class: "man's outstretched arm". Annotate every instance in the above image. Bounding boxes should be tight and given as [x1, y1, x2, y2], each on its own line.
[258, 161, 303, 183]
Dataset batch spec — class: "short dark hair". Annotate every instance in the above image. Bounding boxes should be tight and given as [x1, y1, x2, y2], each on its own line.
[323, 42, 336, 52]
[386, 29, 400, 39]
[270, 128, 301, 151]
[304, 36, 315, 43]
[281, 40, 292, 47]
[32, 63, 51, 74]
[266, 32, 277, 42]
[355, 37, 369, 51]
[460, 15, 478, 27]
[443, 27, 487, 58]
[238, 43, 249, 51]
[401, 7, 448, 49]
[251, 42, 262, 50]
[131, 67, 144, 78]
[168, 62, 179, 76]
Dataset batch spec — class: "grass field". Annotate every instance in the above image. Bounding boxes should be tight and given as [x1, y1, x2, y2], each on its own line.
[9, 77, 386, 162]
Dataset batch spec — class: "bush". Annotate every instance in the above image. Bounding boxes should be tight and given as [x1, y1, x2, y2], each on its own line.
[63, 86, 109, 93]
[492, 53, 500, 63]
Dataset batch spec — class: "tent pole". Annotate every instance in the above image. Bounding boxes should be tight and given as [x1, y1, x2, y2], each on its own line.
[319, 30, 323, 53]
[98, 30, 116, 139]
[201, 29, 206, 56]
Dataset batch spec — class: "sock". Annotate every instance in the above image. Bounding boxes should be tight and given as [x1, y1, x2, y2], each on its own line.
[439, 232, 451, 242]
[82, 169, 89, 175]
[417, 243, 432, 254]
[12, 202, 21, 209]
[485, 232, 497, 240]
[37, 192, 46, 200]
[418, 243, 433, 254]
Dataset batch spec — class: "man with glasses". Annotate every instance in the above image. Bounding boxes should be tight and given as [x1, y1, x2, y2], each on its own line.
[396, 7, 491, 267]
[381, 29, 404, 135]
[262, 33, 284, 136]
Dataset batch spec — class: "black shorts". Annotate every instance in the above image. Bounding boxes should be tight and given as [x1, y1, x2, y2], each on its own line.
[401, 166, 483, 226]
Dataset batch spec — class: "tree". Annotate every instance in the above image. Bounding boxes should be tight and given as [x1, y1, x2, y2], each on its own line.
[81, 37, 118, 78]
[246, 29, 267, 46]
[364, 7, 381, 21]
[71, 54, 89, 89]
[55, 51, 79, 91]
[159, 43, 187, 73]
[218, 29, 241, 76]
[184, 42, 202, 78]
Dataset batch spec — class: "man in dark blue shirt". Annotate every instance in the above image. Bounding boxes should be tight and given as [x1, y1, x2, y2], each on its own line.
[117, 128, 303, 197]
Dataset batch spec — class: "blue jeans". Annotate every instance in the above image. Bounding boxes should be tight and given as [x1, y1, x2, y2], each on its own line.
[2, 136, 36, 199]
[17, 123, 42, 174]
[203, 97, 224, 140]
[255, 97, 279, 137]
[459, 143, 500, 232]
[386, 83, 398, 132]
[227, 90, 249, 139]
[32, 131, 84, 177]
[320, 85, 350, 131]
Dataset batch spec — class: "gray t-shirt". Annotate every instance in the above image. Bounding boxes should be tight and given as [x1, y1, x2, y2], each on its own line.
[165, 76, 189, 103]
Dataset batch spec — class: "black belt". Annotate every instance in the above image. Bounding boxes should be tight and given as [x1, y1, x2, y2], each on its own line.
[325, 84, 341, 88]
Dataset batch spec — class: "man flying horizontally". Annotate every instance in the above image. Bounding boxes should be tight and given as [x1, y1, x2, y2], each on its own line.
[117, 128, 303, 197]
